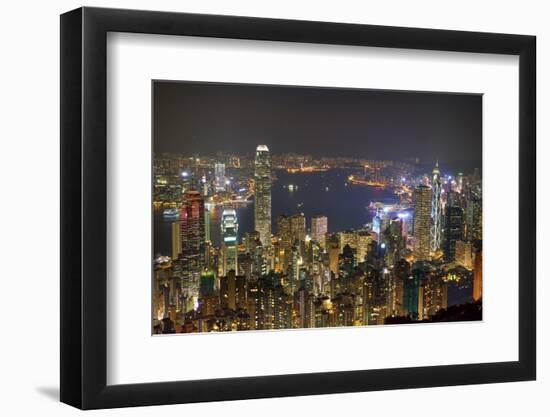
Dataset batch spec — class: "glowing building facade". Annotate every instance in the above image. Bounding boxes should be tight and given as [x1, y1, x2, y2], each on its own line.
[254, 145, 272, 246]
[180, 190, 206, 274]
[413, 185, 432, 260]
[214, 162, 226, 191]
[473, 249, 483, 301]
[311, 215, 328, 250]
[221, 209, 238, 276]
[171, 220, 181, 260]
[443, 205, 464, 262]
[455, 240, 473, 269]
[153, 150, 482, 334]
[430, 161, 442, 252]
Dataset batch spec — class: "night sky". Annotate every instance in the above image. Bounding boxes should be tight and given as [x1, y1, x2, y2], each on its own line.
[153, 81, 482, 164]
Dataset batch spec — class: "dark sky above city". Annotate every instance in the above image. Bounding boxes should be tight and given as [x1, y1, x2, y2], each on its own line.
[153, 81, 482, 165]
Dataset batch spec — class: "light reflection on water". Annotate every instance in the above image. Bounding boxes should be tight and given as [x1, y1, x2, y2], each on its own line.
[153, 168, 397, 257]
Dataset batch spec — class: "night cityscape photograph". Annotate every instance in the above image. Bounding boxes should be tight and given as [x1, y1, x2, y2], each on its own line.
[152, 81, 483, 335]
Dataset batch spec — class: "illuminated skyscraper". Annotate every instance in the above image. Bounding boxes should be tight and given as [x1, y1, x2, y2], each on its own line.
[311, 215, 328, 250]
[277, 213, 305, 271]
[327, 234, 340, 278]
[339, 230, 357, 252]
[180, 190, 206, 272]
[356, 230, 372, 264]
[220, 270, 237, 310]
[199, 269, 215, 297]
[221, 209, 238, 276]
[235, 274, 247, 310]
[384, 218, 406, 266]
[466, 195, 482, 241]
[254, 276, 276, 330]
[421, 275, 448, 319]
[455, 240, 473, 269]
[413, 185, 432, 260]
[456, 172, 464, 194]
[278, 215, 292, 250]
[290, 214, 306, 243]
[171, 221, 181, 260]
[254, 145, 272, 246]
[204, 207, 211, 243]
[214, 162, 226, 191]
[473, 248, 483, 301]
[277, 215, 293, 272]
[289, 245, 302, 293]
[296, 287, 315, 328]
[393, 258, 410, 316]
[443, 205, 464, 262]
[430, 161, 442, 252]
[201, 175, 209, 197]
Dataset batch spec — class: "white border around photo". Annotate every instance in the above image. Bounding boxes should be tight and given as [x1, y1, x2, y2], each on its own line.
[106, 32, 519, 386]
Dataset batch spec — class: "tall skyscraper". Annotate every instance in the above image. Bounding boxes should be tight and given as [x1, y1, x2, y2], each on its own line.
[290, 214, 306, 243]
[443, 205, 464, 262]
[473, 248, 483, 301]
[171, 221, 181, 260]
[456, 172, 464, 193]
[356, 230, 372, 264]
[221, 209, 238, 276]
[466, 195, 482, 241]
[199, 269, 215, 297]
[277, 214, 304, 271]
[220, 270, 237, 310]
[413, 185, 432, 260]
[311, 215, 328, 250]
[394, 258, 410, 316]
[422, 275, 448, 319]
[339, 230, 357, 252]
[254, 145, 272, 246]
[455, 240, 473, 269]
[278, 215, 292, 251]
[430, 161, 442, 252]
[180, 190, 206, 273]
[327, 234, 340, 278]
[289, 245, 302, 293]
[204, 207, 211, 243]
[214, 162, 226, 191]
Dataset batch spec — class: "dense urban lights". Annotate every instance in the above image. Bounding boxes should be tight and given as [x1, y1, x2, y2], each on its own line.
[153, 148, 482, 334]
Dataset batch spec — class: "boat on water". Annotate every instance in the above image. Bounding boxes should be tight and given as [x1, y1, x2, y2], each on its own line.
[162, 208, 180, 219]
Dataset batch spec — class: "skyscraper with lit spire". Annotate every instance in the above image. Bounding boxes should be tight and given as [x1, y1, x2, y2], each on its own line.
[254, 145, 272, 246]
[430, 160, 442, 252]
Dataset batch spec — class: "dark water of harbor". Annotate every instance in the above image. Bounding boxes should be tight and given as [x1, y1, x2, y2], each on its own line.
[153, 168, 397, 257]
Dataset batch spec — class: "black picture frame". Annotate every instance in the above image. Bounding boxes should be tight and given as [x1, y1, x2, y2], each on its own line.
[60, 6, 536, 410]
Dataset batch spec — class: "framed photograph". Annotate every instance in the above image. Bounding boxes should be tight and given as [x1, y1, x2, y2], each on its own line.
[60, 7, 536, 410]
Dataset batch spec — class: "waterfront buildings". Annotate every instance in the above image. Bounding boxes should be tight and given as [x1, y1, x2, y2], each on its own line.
[153, 150, 481, 334]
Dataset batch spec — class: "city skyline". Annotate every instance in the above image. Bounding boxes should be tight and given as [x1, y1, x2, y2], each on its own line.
[152, 81, 482, 335]
[153, 81, 482, 164]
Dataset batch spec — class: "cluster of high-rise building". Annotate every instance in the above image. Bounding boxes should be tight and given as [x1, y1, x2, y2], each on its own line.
[153, 146, 483, 334]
